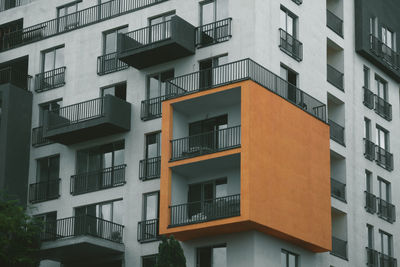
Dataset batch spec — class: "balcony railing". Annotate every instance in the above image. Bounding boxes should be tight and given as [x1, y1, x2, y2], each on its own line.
[365, 191, 377, 214]
[363, 87, 375, 109]
[364, 139, 375, 161]
[279, 28, 303, 61]
[196, 18, 232, 47]
[137, 218, 159, 242]
[140, 95, 166, 121]
[165, 58, 327, 122]
[326, 10, 343, 37]
[331, 178, 346, 202]
[1, 0, 169, 51]
[377, 198, 396, 223]
[375, 146, 393, 171]
[169, 194, 240, 227]
[32, 126, 54, 147]
[97, 52, 128, 75]
[327, 64, 344, 91]
[35, 67, 66, 93]
[0, 67, 31, 90]
[0, 0, 31, 12]
[70, 164, 126, 195]
[328, 119, 345, 146]
[41, 215, 124, 243]
[366, 248, 398, 267]
[292, 0, 302, 5]
[331, 236, 347, 260]
[29, 179, 60, 203]
[139, 156, 161, 181]
[171, 125, 241, 161]
[375, 95, 392, 121]
[370, 34, 400, 70]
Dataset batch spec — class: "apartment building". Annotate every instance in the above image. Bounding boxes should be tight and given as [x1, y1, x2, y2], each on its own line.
[0, 0, 399, 266]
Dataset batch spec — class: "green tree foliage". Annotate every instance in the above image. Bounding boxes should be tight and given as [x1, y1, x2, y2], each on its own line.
[0, 197, 42, 267]
[155, 235, 186, 267]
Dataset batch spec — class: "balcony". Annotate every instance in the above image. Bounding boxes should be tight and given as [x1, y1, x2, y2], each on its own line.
[331, 236, 347, 260]
[328, 119, 345, 146]
[35, 67, 66, 93]
[32, 126, 54, 147]
[70, 164, 126, 195]
[370, 35, 400, 71]
[165, 58, 326, 122]
[326, 10, 343, 37]
[0, 66, 31, 90]
[170, 125, 241, 161]
[29, 179, 60, 203]
[140, 95, 165, 121]
[331, 178, 346, 202]
[363, 87, 375, 109]
[39, 215, 124, 263]
[279, 28, 303, 61]
[137, 219, 159, 243]
[196, 18, 232, 48]
[366, 248, 398, 267]
[364, 139, 375, 161]
[170, 194, 240, 227]
[43, 95, 131, 145]
[327, 64, 344, 91]
[375, 146, 393, 171]
[365, 191, 377, 214]
[117, 16, 195, 69]
[375, 95, 392, 121]
[377, 198, 396, 223]
[97, 52, 129, 76]
[139, 156, 161, 181]
[0, 0, 169, 51]
[0, 0, 31, 12]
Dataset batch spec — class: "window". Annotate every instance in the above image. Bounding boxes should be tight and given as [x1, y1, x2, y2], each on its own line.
[280, 7, 297, 37]
[149, 12, 175, 42]
[75, 199, 123, 225]
[42, 46, 65, 73]
[375, 126, 389, 150]
[382, 27, 395, 50]
[280, 64, 298, 103]
[363, 66, 370, 89]
[364, 118, 371, 140]
[101, 82, 126, 100]
[145, 132, 161, 159]
[367, 224, 374, 248]
[365, 170, 372, 193]
[370, 17, 377, 37]
[39, 99, 62, 125]
[103, 26, 128, 55]
[281, 249, 298, 267]
[36, 155, 60, 183]
[35, 211, 57, 240]
[199, 54, 228, 89]
[143, 192, 159, 221]
[196, 244, 227, 267]
[379, 230, 393, 256]
[378, 178, 390, 202]
[57, 1, 79, 31]
[200, 0, 216, 26]
[375, 76, 388, 100]
[147, 69, 174, 99]
[142, 254, 157, 267]
[189, 115, 228, 150]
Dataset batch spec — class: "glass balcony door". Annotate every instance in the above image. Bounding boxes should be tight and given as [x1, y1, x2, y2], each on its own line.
[189, 115, 228, 152]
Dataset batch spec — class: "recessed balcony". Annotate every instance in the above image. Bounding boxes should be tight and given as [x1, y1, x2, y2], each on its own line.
[43, 95, 131, 145]
[117, 15, 195, 69]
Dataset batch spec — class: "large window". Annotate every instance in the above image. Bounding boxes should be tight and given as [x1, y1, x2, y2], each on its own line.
[101, 82, 126, 100]
[379, 230, 393, 256]
[147, 69, 174, 99]
[75, 199, 123, 224]
[196, 244, 227, 267]
[39, 99, 62, 125]
[280, 7, 297, 37]
[103, 26, 128, 55]
[36, 155, 60, 183]
[42, 46, 64, 73]
[382, 26, 395, 50]
[378, 177, 391, 203]
[375, 76, 388, 100]
[375, 126, 389, 150]
[57, 1, 79, 31]
[281, 249, 298, 267]
[149, 13, 175, 42]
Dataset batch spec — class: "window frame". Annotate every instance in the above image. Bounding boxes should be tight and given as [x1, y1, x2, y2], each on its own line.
[36, 154, 60, 183]
[367, 224, 374, 249]
[145, 131, 161, 159]
[199, 0, 216, 26]
[102, 25, 128, 55]
[142, 191, 160, 221]
[281, 249, 299, 267]
[280, 6, 297, 37]
[379, 229, 393, 256]
[146, 69, 174, 100]
[375, 125, 389, 150]
[100, 81, 127, 100]
[196, 243, 227, 267]
[41, 45, 65, 73]
[378, 177, 391, 202]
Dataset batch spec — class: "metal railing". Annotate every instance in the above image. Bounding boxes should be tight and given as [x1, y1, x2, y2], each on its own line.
[331, 178, 346, 202]
[119, 20, 171, 53]
[70, 164, 126, 195]
[46, 97, 105, 130]
[196, 18, 232, 47]
[41, 215, 124, 243]
[326, 10, 343, 37]
[328, 119, 345, 146]
[29, 179, 60, 203]
[370, 34, 400, 70]
[366, 248, 398, 267]
[331, 236, 347, 260]
[1, 0, 169, 51]
[139, 156, 161, 181]
[165, 58, 326, 122]
[32, 126, 54, 147]
[375, 146, 393, 171]
[137, 218, 159, 242]
[171, 125, 241, 161]
[35, 67, 66, 93]
[169, 194, 240, 227]
[363, 87, 375, 109]
[375, 95, 392, 121]
[0, 66, 31, 90]
[97, 52, 128, 75]
[364, 139, 375, 161]
[0, 0, 31, 12]
[377, 198, 396, 223]
[327, 64, 344, 91]
[365, 191, 377, 214]
[140, 95, 166, 120]
[279, 28, 303, 61]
